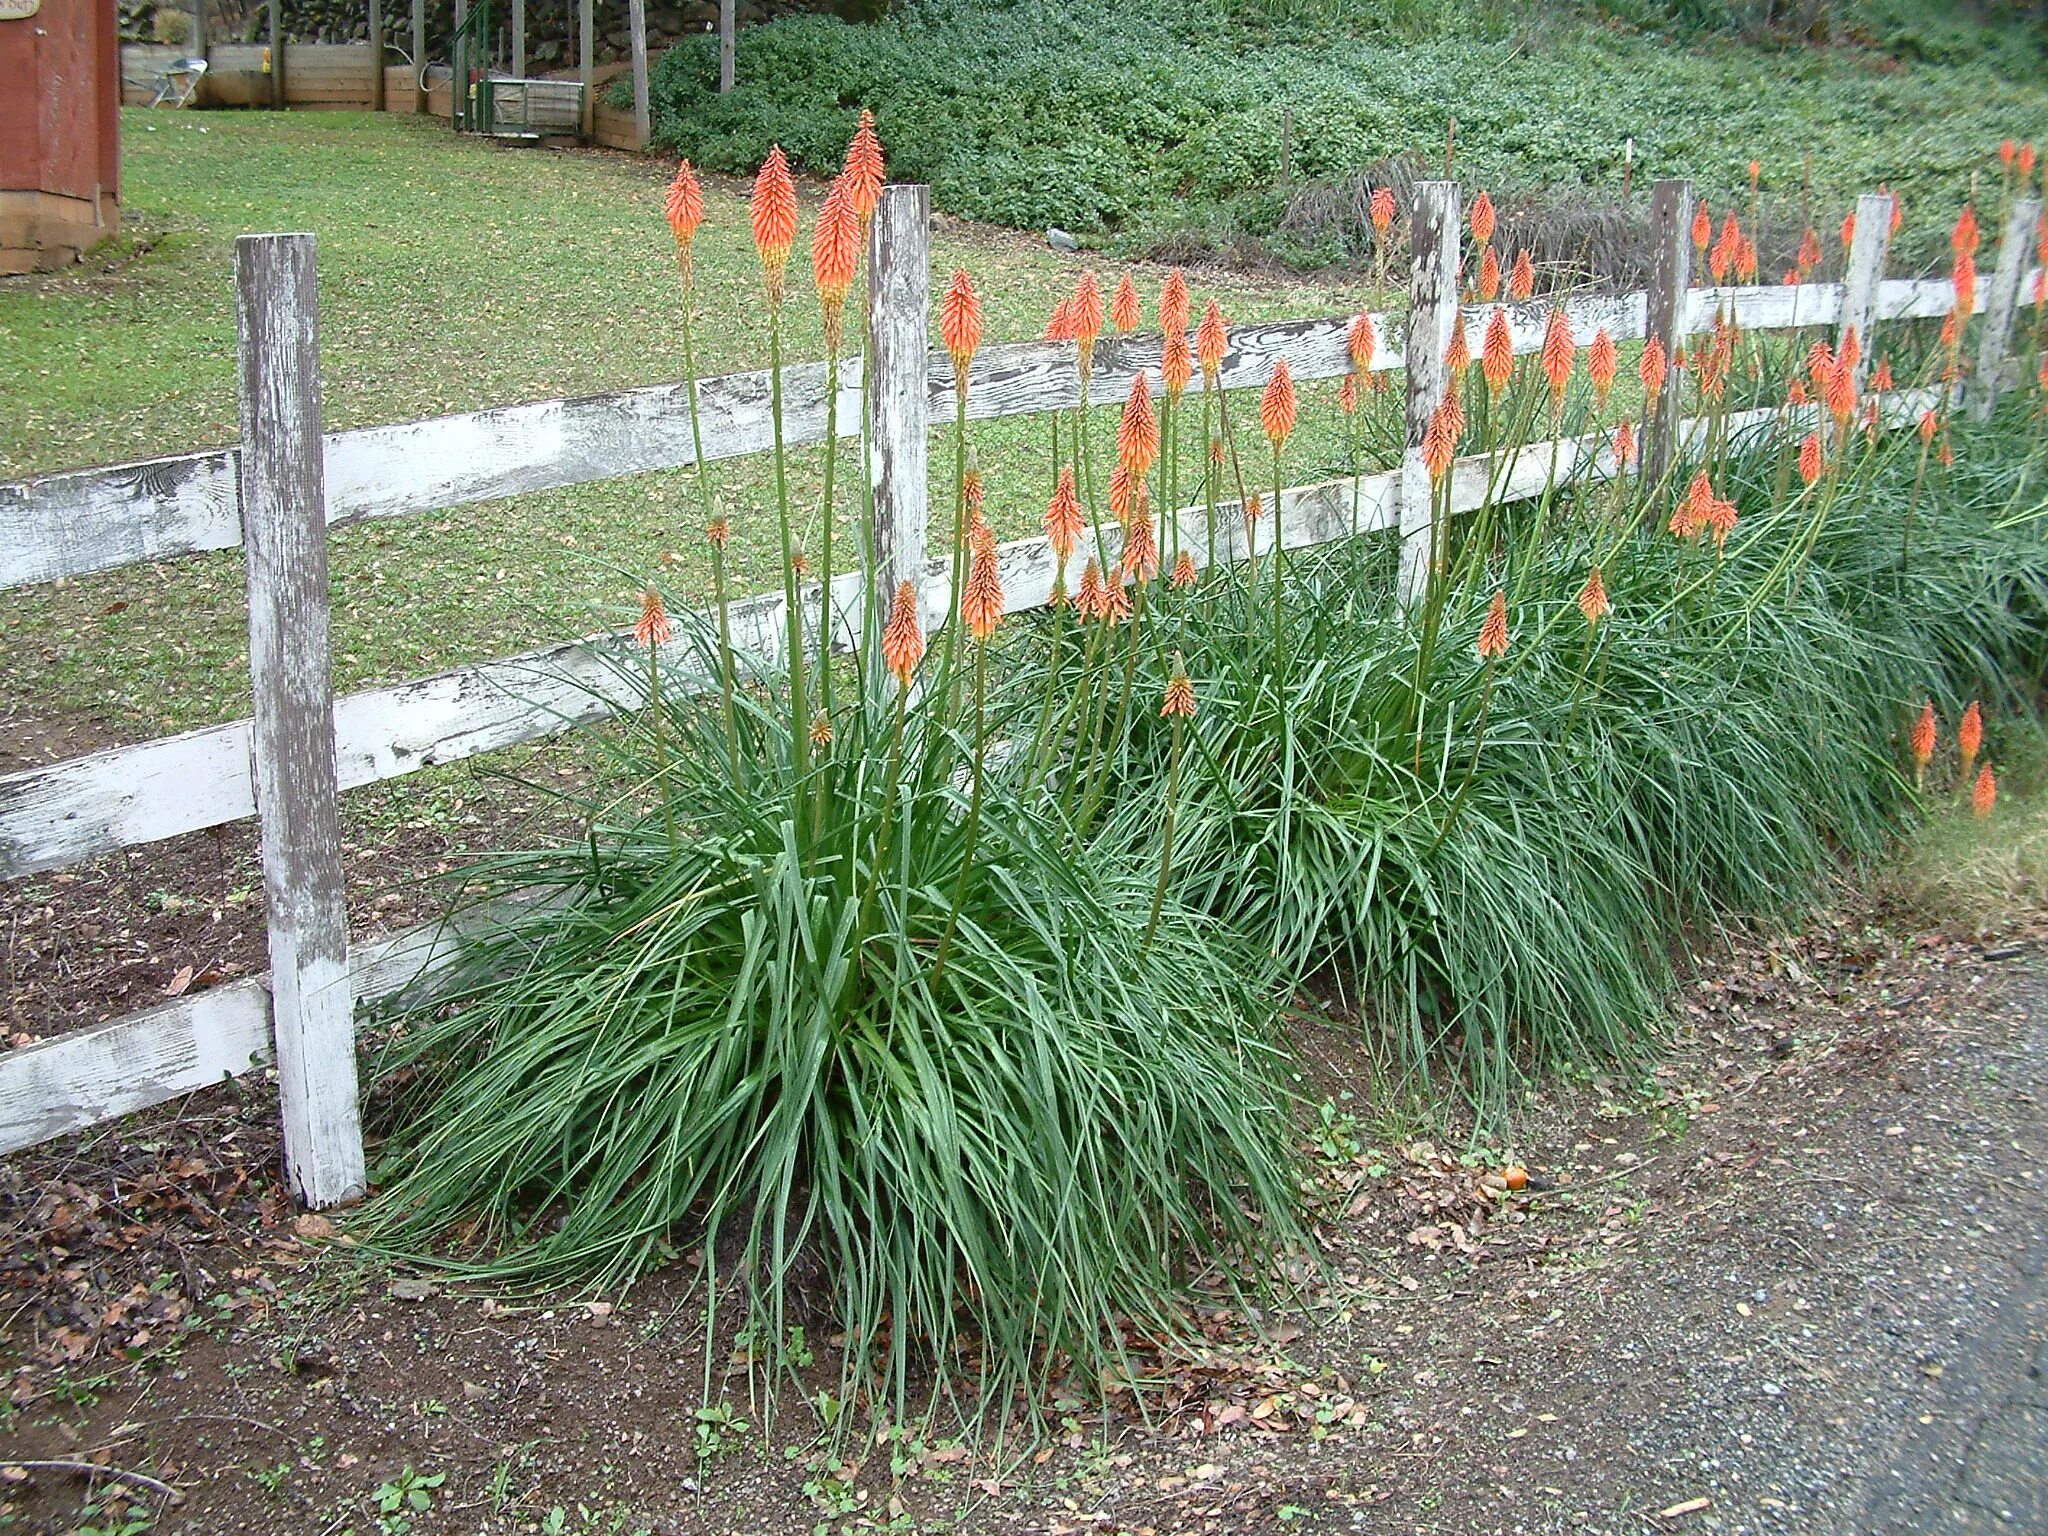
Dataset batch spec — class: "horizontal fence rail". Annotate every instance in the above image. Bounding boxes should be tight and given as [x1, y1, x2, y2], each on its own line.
[0, 276, 1986, 593]
[4, 173, 2038, 1199]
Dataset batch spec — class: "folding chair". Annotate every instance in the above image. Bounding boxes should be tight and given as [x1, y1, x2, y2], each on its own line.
[149, 57, 208, 108]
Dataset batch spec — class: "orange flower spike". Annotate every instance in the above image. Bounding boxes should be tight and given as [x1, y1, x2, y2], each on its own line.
[1161, 669, 1196, 719]
[940, 268, 984, 383]
[1705, 493, 1738, 549]
[664, 160, 704, 251]
[1824, 360, 1855, 429]
[1871, 356, 1894, 393]
[2002, 138, 2018, 169]
[1160, 269, 1191, 336]
[1170, 548, 1198, 589]
[1840, 209, 1856, 252]
[1737, 234, 1759, 285]
[1939, 440, 1955, 468]
[1260, 361, 1298, 449]
[1541, 307, 1575, 402]
[1920, 408, 1940, 444]
[1161, 330, 1193, 399]
[1423, 397, 1460, 481]
[1044, 466, 1085, 564]
[1477, 244, 1502, 303]
[1909, 702, 1938, 788]
[1477, 589, 1509, 660]
[1444, 323, 1471, 376]
[842, 110, 885, 223]
[2024, 143, 2039, 180]
[811, 177, 861, 324]
[1197, 299, 1228, 382]
[1100, 572, 1131, 626]
[1797, 431, 1824, 485]
[1838, 325, 1861, 377]
[1796, 226, 1823, 275]
[1111, 271, 1142, 335]
[1071, 270, 1104, 349]
[635, 587, 674, 648]
[1508, 248, 1535, 302]
[1748, 159, 1762, 188]
[1974, 764, 1997, 819]
[1885, 186, 1904, 234]
[1577, 566, 1609, 627]
[1588, 327, 1618, 408]
[1045, 297, 1074, 344]
[881, 580, 925, 686]
[1347, 311, 1377, 373]
[1959, 700, 1984, 779]
[960, 525, 1004, 642]
[706, 516, 731, 549]
[1107, 462, 1135, 527]
[1640, 336, 1667, 407]
[1671, 470, 1714, 540]
[1243, 492, 1263, 523]
[1954, 250, 1978, 317]
[1117, 373, 1159, 478]
[1470, 191, 1496, 248]
[1940, 309, 1961, 351]
[1787, 376, 1811, 406]
[1953, 203, 1981, 259]
[1612, 419, 1636, 468]
[1075, 558, 1105, 622]
[1691, 200, 1711, 252]
[1338, 372, 1358, 415]
[1120, 507, 1159, 586]
[750, 147, 800, 297]
[1481, 309, 1514, 396]
[1370, 186, 1396, 238]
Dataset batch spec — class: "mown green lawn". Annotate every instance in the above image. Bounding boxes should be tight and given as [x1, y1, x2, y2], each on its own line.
[0, 109, 1374, 740]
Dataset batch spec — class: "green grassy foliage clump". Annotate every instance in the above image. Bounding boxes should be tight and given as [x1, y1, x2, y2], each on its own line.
[643, 0, 2048, 262]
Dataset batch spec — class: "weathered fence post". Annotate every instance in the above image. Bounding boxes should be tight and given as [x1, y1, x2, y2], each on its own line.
[1399, 180, 1458, 610]
[367, 0, 385, 112]
[233, 235, 365, 1210]
[411, 0, 426, 116]
[866, 185, 931, 677]
[511, 0, 525, 78]
[578, 0, 594, 139]
[628, 0, 651, 150]
[1970, 196, 2041, 420]
[267, 0, 282, 110]
[1642, 179, 1693, 490]
[719, 0, 736, 94]
[1837, 190, 1895, 398]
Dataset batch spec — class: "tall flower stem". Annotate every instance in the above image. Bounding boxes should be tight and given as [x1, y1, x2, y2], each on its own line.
[768, 307, 809, 788]
[647, 639, 678, 850]
[678, 257, 739, 778]
[710, 540, 739, 774]
[930, 642, 988, 983]
[1143, 711, 1186, 950]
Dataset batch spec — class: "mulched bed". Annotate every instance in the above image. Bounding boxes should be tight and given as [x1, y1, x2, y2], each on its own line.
[4, 889, 2046, 1535]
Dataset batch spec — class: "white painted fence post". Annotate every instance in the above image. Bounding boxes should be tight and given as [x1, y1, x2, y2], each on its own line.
[233, 234, 365, 1210]
[1399, 180, 1458, 610]
[1838, 190, 1895, 398]
[1642, 179, 1692, 492]
[1971, 196, 2041, 421]
[865, 184, 931, 678]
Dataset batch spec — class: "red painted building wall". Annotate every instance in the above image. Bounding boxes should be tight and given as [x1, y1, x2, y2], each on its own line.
[1, 0, 122, 274]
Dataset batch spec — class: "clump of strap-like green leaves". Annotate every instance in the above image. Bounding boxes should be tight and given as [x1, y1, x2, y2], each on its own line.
[366, 162, 2048, 1429]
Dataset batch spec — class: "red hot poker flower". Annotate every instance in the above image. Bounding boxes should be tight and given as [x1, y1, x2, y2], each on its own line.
[750, 147, 799, 293]
[1691, 201, 1712, 251]
[1477, 590, 1509, 660]
[1370, 186, 1396, 236]
[1071, 271, 1105, 349]
[1953, 203, 1981, 259]
[1798, 431, 1824, 485]
[1044, 466, 1085, 565]
[1170, 548, 1198, 589]
[882, 579, 924, 685]
[1111, 271, 1141, 334]
[941, 268, 984, 379]
[1481, 309, 1514, 396]
[1588, 327, 1618, 407]
[1541, 307, 1575, 401]
[1160, 269, 1191, 335]
[1796, 226, 1823, 274]
[1974, 764, 1997, 819]
[1612, 419, 1636, 468]
[635, 588, 674, 648]
[1910, 701, 1938, 774]
[1470, 191, 1496, 248]
[1117, 373, 1159, 477]
[811, 175, 861, 320]
[1161, 669, 1196, 718]
[1639, 336, 1667, 406]
[1161, 329, 1193, 398]
[1260, 361, 1298, 448]
[960, 522, 1004, 642]
[1508, 248, 1535, 302]
[1120, 507, 1159, 585]
[1959, 700, 1983, 778]
[1478, 244, 1502, 303]
[843, 110, 885, 223]
[1197, 299, 1228, 381]
[665, 160, 704, 250]
[1348, 311, 1377, 372]
[1577, 566, 1609, 627]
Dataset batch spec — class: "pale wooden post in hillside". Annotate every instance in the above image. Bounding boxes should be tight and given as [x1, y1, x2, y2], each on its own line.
[1398, 180, 1458, 610]
[1837, 190, 1895, 399]
[368, 0, 385, 111]
[719, 0, 735, 93]
[579, 0, 594, 138]
[268, 0, 284, 108]
[1642, 179, 1693, 491]
[411, 0, 426, 115]
[628, 0, 650, 149]
[512, 0, 526, 76]
[865, 184, 931, 683]
[233, 235, 365, 1210]
[1971, 196, 2041, 420]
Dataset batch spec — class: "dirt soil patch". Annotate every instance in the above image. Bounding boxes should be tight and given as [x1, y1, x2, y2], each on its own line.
[4, 903, 2047, 1536]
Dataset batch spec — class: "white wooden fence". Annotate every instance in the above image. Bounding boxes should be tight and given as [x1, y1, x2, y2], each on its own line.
[1, 180, 2039, 1204]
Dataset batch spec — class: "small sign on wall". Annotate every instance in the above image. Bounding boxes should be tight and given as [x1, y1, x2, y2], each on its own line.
[0, 0, 43, 18]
